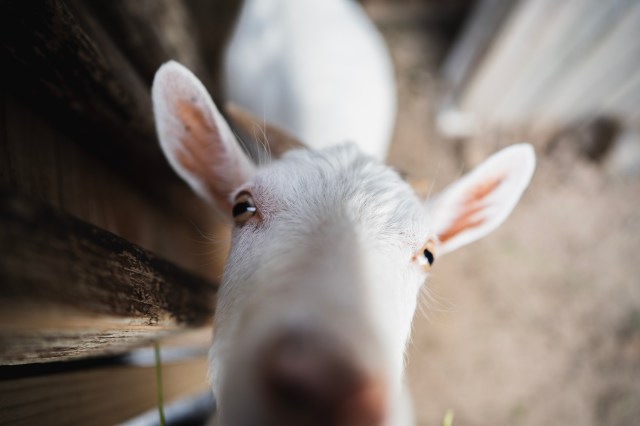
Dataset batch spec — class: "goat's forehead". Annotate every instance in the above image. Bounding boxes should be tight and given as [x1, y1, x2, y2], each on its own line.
[248, 145, 425, 235]
[253, 146, 396, 199]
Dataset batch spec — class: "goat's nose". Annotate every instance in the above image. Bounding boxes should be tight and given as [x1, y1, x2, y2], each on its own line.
[259, 332, 386, 426]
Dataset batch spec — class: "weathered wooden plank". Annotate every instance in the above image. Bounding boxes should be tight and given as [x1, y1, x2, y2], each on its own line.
[0, 0, 238, 220]
[461, 0, 562, 118]
[122, 390, 215, 426]
[488, 0, 602, 123]
[0, 190, 217, 364]
[0, 90, 228, 279]
[492, 0, 635, 125]
[451, 0, 640, 131]
[537, 1, 640, 126]
[440, 0, 516, 107]
[85, 0, 213, 89]
[0, 0, 165, 187]
[0, 0, 242, 274]
[0, 353, 210, 425]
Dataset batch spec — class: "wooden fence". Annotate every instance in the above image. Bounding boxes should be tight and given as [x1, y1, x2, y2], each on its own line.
[0, 0, 244, 424]
[441, 0, 640, 133]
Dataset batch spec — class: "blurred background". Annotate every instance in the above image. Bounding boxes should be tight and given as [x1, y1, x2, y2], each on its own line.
[1, 0, 639, 425]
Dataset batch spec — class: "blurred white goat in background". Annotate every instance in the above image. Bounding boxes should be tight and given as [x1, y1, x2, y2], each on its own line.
[224, 0, 396, 160]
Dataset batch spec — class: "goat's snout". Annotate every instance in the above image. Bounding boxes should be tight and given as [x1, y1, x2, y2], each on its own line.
[258, 331, 386, 426]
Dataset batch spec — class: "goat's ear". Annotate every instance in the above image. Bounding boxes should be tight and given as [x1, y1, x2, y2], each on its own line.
[152, 61, 255, 214]
[427, 144, 535, 255]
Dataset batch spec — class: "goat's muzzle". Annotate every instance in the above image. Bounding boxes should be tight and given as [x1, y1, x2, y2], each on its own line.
[258, 330, 386, 426]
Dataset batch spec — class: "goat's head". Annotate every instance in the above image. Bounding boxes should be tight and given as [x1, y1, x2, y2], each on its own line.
[152, 61, 535, 426]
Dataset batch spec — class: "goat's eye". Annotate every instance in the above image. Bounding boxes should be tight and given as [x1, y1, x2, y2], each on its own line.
[416, 240, 436, 271]
[232, 191, 257, 225]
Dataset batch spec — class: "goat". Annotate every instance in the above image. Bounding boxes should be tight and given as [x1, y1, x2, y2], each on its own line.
[152, 59, 535, 425]
[153, 1, 535, 423]
[223, 0, 396, 160]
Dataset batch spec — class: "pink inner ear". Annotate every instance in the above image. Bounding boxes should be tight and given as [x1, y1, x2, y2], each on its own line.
[438, 175, 504, 243]
[174, 100, 233, 211]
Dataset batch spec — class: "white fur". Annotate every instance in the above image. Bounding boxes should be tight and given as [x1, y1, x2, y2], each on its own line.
[224, 0, 396, 160]
[153, 62, 534, 426]
[207, 144, 427, 423]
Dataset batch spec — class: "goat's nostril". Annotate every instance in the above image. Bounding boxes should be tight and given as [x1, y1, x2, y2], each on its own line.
[261, 335, 343, 417]
[259, 334, 386, 426]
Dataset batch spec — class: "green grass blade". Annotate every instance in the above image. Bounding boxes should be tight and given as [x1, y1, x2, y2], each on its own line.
[154, 342, 166, 426]
[442, 409, 454, 426]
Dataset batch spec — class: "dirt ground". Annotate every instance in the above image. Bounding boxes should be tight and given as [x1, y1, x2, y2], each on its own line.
[365, 3, 640, 426]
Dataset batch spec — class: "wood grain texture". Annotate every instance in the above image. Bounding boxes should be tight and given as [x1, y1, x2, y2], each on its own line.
[0, 0, 237, 277]
[0, 0, 235, 218]
[0, 0, 246, 191]
[0, 190, 217, 364]
[0, 0, 161, 183]
[0, 355, 210, 425]
[86, 0, 212, 88]
[0, 90, 229, 279]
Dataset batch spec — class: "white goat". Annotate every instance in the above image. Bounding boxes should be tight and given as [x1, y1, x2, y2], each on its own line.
[152, 3, 534, 424]
[223, 0, 396, 160]
[152, 60, 535, 425]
